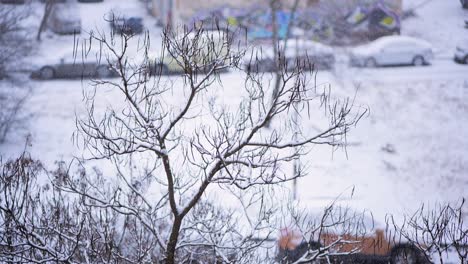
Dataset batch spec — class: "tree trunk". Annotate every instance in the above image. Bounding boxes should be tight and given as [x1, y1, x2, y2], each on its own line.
[165, 217, 182, 264]
[37, 1, 54, 41]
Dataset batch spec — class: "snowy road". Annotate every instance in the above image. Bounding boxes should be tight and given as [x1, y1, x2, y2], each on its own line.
[339, 59, 468, 84]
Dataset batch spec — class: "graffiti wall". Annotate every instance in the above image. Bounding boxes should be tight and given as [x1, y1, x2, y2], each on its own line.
[186, 0, 403, 44]
[345, 0, 401, 33]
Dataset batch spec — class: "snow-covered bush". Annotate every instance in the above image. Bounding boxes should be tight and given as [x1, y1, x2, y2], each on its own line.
[0, 3, 33, 144]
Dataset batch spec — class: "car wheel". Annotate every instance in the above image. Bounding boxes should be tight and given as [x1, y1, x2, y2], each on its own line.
[96, 65, 112, 78]
[39, 66, 55, 79]
[412, 56, 425, 66]
[365, 58, 378, 68]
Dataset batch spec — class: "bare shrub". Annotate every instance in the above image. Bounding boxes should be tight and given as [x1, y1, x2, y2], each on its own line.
[0, 3, 33, 144]
[388, 200, 468, 264]
[63, 12, 368, 261]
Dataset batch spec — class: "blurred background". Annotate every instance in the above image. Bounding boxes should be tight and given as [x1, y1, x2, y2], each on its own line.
[0, 0, 467, 231]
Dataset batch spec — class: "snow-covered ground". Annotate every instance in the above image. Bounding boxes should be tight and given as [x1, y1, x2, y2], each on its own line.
[28, 0, 162, 66]
[403, 0, 468, 59]
[1, 0, 468, 225]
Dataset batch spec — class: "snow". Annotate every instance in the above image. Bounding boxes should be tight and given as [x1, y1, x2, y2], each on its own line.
[298, 75, 468, 221]
[352, 35, 433, 56]
[27, 0, 163, 65]
[279, 39, 334, 54]
[1, 0, 468, 229]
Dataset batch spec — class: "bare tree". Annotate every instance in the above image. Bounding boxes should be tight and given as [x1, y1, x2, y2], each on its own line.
[0, 84, 29, 144]
[0, 153, 372, 263]
[0, 3, 466, 264]
[37, 0, 56, 41]
[0, 3, 33, 144]
[267, 0, 300, 126]
[0, 152, 171, 263]
[0, 3, 368, 261]
[2, 150, 465, 264]
[277, 200, 371, 263]
[447, 200, 468, 263]
[0, 153, 85, 263]
[0, 3, 32, 76]
[388, 200, 468, 264]
[60, 12, 368, 262]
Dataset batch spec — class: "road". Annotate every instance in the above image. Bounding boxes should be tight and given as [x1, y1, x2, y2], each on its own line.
[337, 58, 468, 84]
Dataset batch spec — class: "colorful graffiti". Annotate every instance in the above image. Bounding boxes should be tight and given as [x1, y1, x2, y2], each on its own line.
[189, 8, 303, 40]
[186, 0, 401, 44]
[346, 0, 400, 34]
[295, 10, 334, 42]
[246, 11, 292, 39]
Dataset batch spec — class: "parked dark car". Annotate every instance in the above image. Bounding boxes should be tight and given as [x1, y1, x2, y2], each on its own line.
[39, 0, 67, 3]
[0, 0, 26, 4]
[245, 39, 335, 73]
[31, 56, 117, 80]
[461, 0, 468, 9]
[111, 17, 144, 35]
[48, 3, 81, 35]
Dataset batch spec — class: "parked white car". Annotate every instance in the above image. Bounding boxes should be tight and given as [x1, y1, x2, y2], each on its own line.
[350, 36, 433, 67]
